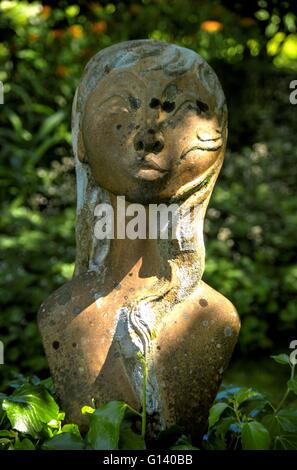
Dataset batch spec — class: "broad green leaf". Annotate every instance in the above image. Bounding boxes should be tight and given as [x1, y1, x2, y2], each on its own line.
[271, 354, 290, 365]
[243, 398, 269, 418]
[287, 378, 297, 395]
[2, 384, 59, 437]
[241, 421, 271, 450]
[277, 409, 297, 433]
[208, 403, 228, 428]
[0, 430, 17, 438]
[119, 421, 146, 450]
[262, 410, 297, 438]
[14, 438, 35, 450]
[42, 432, 85, 450]
[234, 388, 262, 405]
[215, 417, 238, 436]
[262, 414, 281, 438]
[275, 434, 297, 450]
[86, 401, 128, 450]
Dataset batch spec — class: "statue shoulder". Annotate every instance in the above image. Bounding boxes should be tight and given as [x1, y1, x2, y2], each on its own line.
[197, 281, 241, 332]
[38, 270, 99, 325]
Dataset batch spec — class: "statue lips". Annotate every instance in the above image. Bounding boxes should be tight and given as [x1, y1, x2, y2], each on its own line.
[136, 153, 169, 181]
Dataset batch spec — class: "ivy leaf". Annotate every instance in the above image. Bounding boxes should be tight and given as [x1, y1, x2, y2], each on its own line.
[208, 403, 229, 428]
[271, 354, 290, 365]
[287, 378, 297, 395]
[42, 432, 85, 450]
[14, 438, 36, 450]
[241, 421, 271, 450]
[119, 421, 146, 450]
[2, 384, 59, 437]
[86, 401, 129, 450]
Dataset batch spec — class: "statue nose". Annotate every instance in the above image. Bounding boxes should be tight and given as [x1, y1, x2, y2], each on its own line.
[133, 129, 164, 154]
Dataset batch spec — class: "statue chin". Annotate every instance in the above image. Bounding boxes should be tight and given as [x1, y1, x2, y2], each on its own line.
[38, 39, 239, 442]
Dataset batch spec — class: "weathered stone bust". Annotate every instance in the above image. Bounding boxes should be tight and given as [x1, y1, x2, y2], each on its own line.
[38, 40, 240, 441]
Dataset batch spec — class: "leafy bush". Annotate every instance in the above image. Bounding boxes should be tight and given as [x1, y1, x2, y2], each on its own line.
[205, 353, 297, 450]
[0, 353, 296, 450]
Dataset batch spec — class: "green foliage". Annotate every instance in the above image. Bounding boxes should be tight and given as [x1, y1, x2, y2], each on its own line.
[85, 401, 141, 450]
[2, 383, 59, 437]
[0, 379, 145, 450]
[0, 353, 296, 450]
[205, 352, 297, 450]
[204, 126, 297, 353]
[241, 421, 271, 450]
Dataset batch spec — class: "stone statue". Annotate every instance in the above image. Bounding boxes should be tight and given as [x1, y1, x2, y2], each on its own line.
[38, 40, 240, 441]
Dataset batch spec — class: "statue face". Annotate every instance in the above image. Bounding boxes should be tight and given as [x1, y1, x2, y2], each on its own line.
[82, 64, 226, 203]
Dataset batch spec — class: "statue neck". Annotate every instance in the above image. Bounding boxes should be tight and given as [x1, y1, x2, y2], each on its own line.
[104, 193, 206, 297]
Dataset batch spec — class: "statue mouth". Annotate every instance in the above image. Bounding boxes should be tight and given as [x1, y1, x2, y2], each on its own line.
[135, 153, 170, 179]
[136, 166, 169, 181]
[141, 161, 169, 173]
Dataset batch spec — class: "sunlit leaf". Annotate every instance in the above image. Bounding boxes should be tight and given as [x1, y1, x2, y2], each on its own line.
[2, 384, 59, 437]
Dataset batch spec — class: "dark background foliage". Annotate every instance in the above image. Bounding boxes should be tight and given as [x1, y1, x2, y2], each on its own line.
[0, 0, 296, 393]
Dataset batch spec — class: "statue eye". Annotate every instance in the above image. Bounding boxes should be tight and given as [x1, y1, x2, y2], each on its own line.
[172, 99, 206, 116]
[196, 100, 209, 113]
[162, 101, 175, 113]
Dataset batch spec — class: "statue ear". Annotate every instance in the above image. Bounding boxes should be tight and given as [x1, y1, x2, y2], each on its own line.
[77, 130, 88, 163]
